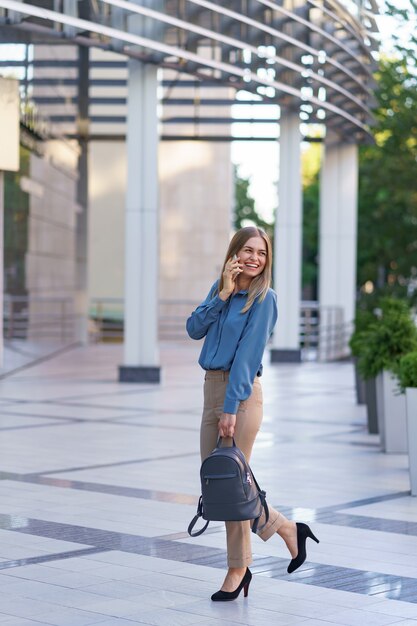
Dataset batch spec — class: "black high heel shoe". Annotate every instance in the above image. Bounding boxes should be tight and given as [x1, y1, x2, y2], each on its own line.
[287, 522, 319, 574]
[211, 567, 252, 601]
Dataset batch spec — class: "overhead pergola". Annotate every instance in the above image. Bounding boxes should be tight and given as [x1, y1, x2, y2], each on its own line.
[0, 0, 379, 142]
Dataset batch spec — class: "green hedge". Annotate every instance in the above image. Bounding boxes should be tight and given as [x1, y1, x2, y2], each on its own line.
[356, 299, 417, 380]
[398, 351, 417, 391]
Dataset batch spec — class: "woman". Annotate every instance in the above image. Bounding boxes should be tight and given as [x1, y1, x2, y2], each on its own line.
[186, 226, 319, 601]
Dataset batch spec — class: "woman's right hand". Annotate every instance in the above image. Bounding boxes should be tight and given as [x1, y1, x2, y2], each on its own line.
[220, 257, 242, 300]
[218, 412, 237, 437]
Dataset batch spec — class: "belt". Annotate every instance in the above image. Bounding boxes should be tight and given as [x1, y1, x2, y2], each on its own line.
[204, 370, 230, 381]
[204, 370, 260, 382]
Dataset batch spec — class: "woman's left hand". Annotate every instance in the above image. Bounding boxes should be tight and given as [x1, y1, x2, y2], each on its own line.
[218, 413, 236, 438]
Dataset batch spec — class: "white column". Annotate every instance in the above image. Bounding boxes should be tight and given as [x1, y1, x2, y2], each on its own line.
[271, 111, 302, 362]
[75, 36, 90, 345]
[319, 133, 358, 332]
[119, 59, 160, 382]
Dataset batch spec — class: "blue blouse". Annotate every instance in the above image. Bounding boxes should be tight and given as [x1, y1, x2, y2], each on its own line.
[186, 280, 278, 414]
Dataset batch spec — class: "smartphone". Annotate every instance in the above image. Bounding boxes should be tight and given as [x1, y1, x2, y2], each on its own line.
[232, 254, 238, 261]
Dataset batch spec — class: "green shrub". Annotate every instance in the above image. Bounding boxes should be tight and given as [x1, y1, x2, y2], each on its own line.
[357, 299, 417, 380]
[349, 309, 377, 358]
[379, 297, 413, 316]
[398, 351, 417, 391]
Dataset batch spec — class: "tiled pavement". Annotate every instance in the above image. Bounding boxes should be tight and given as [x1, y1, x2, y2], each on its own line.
[0, 341, 416, 625]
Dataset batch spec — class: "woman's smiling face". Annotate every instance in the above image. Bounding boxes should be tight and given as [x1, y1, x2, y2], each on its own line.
[236, 236, 267, 279]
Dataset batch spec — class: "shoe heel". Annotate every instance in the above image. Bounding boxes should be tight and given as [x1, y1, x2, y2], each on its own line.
[243, 581, 250, 597]
[307, 528, 319, 543]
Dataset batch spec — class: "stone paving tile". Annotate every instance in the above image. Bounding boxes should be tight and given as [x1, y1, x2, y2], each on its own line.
[78, 552, 181, 572]
[2, 564, 113, 588]
[1, 617, 49, 626]
[7, 584, 126, 610]
[24, 607, 109, 626]
[72, 597, 152, 619]
[121, 607, 212, 626]
[166, 599, 328, 625]
[305, 607, 408, 625]
[365, 600, 417, 619]
[0, 597, 66, 619]
[297, 622, 398, 626]
[89, 620, 145, 626]
[83, 581, 194, 604]
[180, 620, 258, 626]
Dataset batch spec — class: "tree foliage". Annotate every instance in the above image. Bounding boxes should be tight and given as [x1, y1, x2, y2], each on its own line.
[358, 57, 417, 289]
[301, 143, 320, 297]
[297, 2, 417, 300]
[233, 167, 273, 240]
[357, 2, 417, 294]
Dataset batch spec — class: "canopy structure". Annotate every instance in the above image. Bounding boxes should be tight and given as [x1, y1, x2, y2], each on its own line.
[0, 0, 379, 142]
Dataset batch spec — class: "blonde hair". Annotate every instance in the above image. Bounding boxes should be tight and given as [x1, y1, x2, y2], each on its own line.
[217, 226, 273, 313]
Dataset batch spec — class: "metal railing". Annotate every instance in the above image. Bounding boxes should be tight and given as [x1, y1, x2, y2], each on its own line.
[89, 297, 352, 361]
[3, 294, 77, 343]
[3, 295, 351, 361]
[300, 302, 352, 361]
[88, 298, 123, 343]
[88, 298, 195, 342]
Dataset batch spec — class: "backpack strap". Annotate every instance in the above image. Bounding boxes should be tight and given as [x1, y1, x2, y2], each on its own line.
[251, 487, 269, 534]
[250, 472, 270, 534]
[215, 435, 237, 449]
[187, 496, 210, 537]
[229, 444, 270, 534]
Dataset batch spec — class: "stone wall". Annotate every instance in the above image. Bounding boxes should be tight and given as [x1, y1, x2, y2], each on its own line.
[25, 140, 80, 341]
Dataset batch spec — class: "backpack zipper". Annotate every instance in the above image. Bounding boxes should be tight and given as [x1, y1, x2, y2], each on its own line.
[204, 473, 237, 484]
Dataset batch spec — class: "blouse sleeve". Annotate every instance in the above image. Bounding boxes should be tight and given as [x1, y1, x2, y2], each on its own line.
[186, 280, 227, 340]
[223, 290, 278, 414]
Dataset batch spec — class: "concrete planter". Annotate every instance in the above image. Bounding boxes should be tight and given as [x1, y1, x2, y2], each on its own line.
[376, 370, 407, 453]
[354, 358, 366, 405]
[365, 377, 378, 434]
[375, 373, 385, 448]
[405, 388, 417, 496]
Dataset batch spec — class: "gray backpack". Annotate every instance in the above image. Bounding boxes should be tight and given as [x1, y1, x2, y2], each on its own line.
[188, 437, 269, 537]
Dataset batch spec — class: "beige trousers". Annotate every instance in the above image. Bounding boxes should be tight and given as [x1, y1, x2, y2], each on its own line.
[200, 370, 286, 568]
